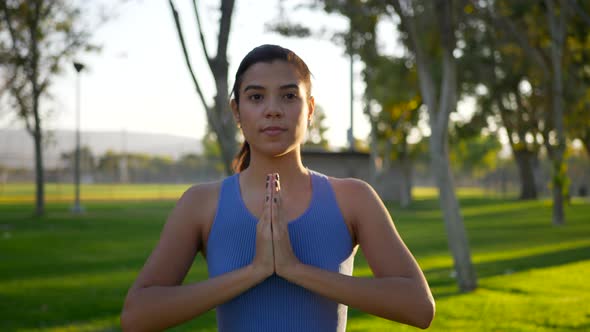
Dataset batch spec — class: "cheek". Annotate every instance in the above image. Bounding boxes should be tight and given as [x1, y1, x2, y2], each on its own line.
[238, 106, 258, 124]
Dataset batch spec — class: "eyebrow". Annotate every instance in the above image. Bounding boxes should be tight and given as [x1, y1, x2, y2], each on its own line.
[243, 83, 300, 92]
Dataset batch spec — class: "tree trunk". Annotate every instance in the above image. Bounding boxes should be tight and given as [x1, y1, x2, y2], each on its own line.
[213, 0, 238, 175]
[30, 3, 44, 217]
[431, 135, 477, 291]
[392, 0, 477, 292]
[552, 180, 565, 223]
[546, 0, 566, 225]
[513, 148, 538, 200]
[33, 127, 45, 217]
[213, 78, 238, 175]
[583, 132, 590, 158]
[168, 0, 238, 175]
[399, 155, 412, 207]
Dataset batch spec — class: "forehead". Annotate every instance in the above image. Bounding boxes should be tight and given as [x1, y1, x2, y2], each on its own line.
[240, 61, 305, 90]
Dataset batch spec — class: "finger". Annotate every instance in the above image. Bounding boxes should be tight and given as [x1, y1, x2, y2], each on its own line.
[269, 173, 277, 205]
[266, 173, 272, 206]
[261, 174, 272, 224]
[272, 173, 280, 224]
[274, 173, 281, 193]
[272, 188, 283, 232]
[271, 175, 278, 226]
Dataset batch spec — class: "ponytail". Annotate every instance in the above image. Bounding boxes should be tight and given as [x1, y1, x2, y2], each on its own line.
[232, 141, 250, 173]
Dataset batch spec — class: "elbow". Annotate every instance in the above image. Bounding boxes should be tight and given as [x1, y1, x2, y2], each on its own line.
[415, 296, 435, 329]
[383, 294, 435, 329]
[120, 294, 146, 332]
[120, 306, 139, 332]
[121, 308, 150, 332]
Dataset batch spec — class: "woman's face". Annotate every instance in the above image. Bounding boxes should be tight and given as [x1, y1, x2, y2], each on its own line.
[232, 60, 314, 157]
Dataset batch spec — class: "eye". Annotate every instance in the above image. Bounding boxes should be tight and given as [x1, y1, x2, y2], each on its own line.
[248, 94, 263, 101]
[284, 93, 298, 100]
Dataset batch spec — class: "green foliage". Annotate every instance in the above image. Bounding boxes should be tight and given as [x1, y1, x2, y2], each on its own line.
[201, 126, 225, 173]
[91, 149, 221, 183]
[60, 145, 96, 171]
[1, 0, 105, 215]
[0, 190, 589, 331]
[202, 126, 221, 159]
[304, 104, 330, 149]
[449, 132, 502, 179]
[270, 0, 424, 164]
[0, 0, 99, 104]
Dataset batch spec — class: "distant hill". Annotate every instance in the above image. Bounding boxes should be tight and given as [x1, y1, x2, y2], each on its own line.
[0, 129, 202, 169]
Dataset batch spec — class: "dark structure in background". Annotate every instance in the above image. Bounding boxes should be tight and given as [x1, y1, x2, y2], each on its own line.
[301, 150, 405, 202]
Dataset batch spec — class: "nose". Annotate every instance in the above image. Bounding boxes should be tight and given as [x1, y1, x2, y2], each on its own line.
[263, 96, 284, 118]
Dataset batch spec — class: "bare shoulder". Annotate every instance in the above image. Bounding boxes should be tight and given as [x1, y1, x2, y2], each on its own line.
[176, 180, 223, 228]
[327, 177, 382, 243]
[327, 176, 380, 213]
[327, 176, 375, 197]
[181, 180, 222, 209]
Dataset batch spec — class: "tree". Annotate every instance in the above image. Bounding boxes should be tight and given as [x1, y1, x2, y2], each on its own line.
[458, 10, 544, 200]
[449, 129, 502, 180]
[60, 145, 96, 174]
[545, 0, 568, 225]
[0, 0, 98, 216]
[168, 0, 238, 175]
[368, 56, 422, 207]
[472, 0, 585, 224]
[389, 0, 478, 291]
[303, 104, 330, 150]
[201, 125, 226, 174]
[271, 1, 476, 289]
[274, 0, 423, 206]
[563, 1, 590, 156]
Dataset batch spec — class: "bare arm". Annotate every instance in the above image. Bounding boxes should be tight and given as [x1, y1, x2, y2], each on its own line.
[120, 181, 274, 332]
[275, 179, 435, 329]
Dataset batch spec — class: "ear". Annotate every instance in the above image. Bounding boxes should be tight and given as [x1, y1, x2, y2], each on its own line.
[230, 99, 240, 124]
[307, 96, 315, 122]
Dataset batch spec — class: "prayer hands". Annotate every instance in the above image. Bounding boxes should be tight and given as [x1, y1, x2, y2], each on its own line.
[252, 173, 301, 279]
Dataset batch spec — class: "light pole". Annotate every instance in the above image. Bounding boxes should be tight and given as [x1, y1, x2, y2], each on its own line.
[72, 61, 85, 214]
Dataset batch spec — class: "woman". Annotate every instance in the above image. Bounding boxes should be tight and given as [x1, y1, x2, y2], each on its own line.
[121, 44, 434, 332]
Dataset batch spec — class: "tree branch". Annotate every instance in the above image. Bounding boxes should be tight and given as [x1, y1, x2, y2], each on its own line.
[191, 0, 213, 68]
[0, 1, 21, 55]
[434, 0, 456, 137]
[567, 0, 590, 26]
[471, 0, 550, 79]
[168, 0, 222, 137]
[216, 0, 235, 66]
[388, 0, 438, 124]
[10, 85, 33, 135]
[168, 2, 210, 110]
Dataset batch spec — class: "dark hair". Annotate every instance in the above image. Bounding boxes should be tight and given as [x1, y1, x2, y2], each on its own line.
[231, 44, 313, 173]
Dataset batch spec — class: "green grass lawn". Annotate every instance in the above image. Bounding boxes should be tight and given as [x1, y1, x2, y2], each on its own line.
[0, 184, 589, 331]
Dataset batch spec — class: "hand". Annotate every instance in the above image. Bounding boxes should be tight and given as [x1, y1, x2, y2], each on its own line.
[271, 173, 302, 278]
[251, 174, 275, 279]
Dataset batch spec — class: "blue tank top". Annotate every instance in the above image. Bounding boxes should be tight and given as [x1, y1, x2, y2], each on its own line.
[206, 170, 355, 332]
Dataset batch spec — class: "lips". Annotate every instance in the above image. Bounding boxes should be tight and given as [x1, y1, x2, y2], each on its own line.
[261, 126, 287, 136]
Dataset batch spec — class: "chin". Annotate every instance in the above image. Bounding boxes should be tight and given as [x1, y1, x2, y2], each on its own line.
[260, 142, 300, 158]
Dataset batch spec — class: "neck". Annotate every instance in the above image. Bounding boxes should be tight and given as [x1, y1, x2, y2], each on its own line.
[239, 145, 309, 188]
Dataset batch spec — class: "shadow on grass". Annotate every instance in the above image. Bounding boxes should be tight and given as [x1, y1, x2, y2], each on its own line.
[0, 289, 218, 332]
[425, 245, 590, 298]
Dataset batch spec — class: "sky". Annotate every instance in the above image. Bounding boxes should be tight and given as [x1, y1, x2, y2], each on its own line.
[3, 0, 399, 150]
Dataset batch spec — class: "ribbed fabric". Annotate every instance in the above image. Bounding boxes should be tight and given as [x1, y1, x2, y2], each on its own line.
[206, 170, 355, 332]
